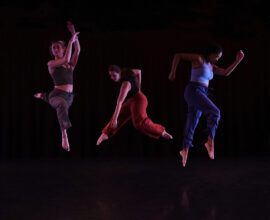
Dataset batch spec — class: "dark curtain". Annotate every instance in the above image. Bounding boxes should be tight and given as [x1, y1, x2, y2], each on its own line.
[0, 28, 269, 159]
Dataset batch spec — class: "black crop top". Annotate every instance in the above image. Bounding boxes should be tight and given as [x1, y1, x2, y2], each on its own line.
[120, 76, 139, 99]
[51, 66, 73, 86]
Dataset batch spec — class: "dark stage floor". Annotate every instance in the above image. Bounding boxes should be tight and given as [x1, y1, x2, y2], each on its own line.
[0, 156, 270, 220]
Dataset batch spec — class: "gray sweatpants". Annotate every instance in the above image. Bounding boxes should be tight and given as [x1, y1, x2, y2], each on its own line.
[42, 88, 74, 131]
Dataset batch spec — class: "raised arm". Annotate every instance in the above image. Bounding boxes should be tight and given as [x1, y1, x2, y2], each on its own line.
[131, 69, 141, 90]
[48, 32, 79, 74]
[168, 53, 203, 81]
[67, 21, 81, 70]
[213, 50, 244, 77]
[110, 81, 131, 129]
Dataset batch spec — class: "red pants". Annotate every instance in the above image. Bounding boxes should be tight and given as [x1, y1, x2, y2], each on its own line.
[102, 91, 165, 139]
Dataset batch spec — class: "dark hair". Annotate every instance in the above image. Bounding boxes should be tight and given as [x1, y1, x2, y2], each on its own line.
[108, 64, 135, 80]
[49, 40, 66, 56]
[108, 64, 121, 73]
[202, 43, 223, 60]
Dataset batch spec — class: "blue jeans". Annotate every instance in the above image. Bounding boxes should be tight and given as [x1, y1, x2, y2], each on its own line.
[182, 82, 220, 149]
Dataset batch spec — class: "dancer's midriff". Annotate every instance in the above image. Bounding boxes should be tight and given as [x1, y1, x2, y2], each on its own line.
[55, 84, 73, 93]
[190, 81, 208, 87]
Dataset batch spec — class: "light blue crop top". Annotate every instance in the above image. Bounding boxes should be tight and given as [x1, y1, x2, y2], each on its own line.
[190, 61, 213, 85]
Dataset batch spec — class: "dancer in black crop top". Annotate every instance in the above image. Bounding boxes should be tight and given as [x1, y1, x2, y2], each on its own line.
[34, 21, 81, 152]
[96, 65, 173, 145]
[51, 66, 73, 86]
[119, 69, 139, 99]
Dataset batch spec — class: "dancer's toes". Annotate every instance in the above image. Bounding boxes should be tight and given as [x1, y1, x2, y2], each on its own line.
[34, 93, 43, 99]
[205, 142, 214, 160]
[62, 143, 70, 151]
[179, 149, 188, 167]
[62, 138, 70, 152]
[34, 92, 48, 102]
[161, 130, 173, 140]
[96, 133, 108, 145]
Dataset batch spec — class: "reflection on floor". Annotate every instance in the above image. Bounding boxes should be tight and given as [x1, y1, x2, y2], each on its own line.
[0, 156, 269, 220]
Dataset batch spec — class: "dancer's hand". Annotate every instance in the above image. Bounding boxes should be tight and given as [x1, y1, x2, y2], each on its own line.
[70, 32, 80, 43]
[110, 119, 118, 129]
[236, 50, 244, 62]
[168, 72, 176, 81]
[67, 21, 76, 35]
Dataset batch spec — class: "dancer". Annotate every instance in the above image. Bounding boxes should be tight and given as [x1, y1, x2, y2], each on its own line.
[168, 44, 244, 167]
[97, 65, 173, 145]
[34, 21, 81, 151]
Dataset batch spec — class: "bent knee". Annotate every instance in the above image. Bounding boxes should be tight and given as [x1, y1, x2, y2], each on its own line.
[56, 100, 67, 108]
[208, 107, 220, 120]
[213, 108, 220, 121]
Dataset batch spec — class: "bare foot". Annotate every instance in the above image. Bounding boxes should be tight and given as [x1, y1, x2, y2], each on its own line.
[62, 130, 70, 151]
[205, 136, 214, 159]
[34, 93, 43, 99]
[179, 148, 189, 167]
[96, 133, 109, 145]
[62, 138, 70, 151]
[161, 130, 173, 139]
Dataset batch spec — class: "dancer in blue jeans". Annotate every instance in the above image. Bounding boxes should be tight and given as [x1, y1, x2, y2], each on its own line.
[169, 44, 244, 167]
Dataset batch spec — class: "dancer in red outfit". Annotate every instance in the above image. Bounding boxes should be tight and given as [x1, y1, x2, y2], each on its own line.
[96, 65, 173, 145]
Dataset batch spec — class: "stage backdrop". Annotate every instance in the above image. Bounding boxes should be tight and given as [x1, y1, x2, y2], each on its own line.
[0, 27, 269, 159]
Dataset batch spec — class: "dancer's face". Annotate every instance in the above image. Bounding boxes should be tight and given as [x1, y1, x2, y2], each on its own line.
[209, 52, 222, 64]
[51, 42, 65, 58]
[109, 71, 121, 82]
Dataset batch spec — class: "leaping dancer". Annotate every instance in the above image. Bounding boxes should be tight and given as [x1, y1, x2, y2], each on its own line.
[34, 21, 81, 151]
[97, 65, 173, 145]
[169, 44, 244, 167]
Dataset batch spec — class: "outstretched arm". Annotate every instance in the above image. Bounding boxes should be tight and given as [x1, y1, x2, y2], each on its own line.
[131, 69, 141, 90]
[168, 53, 203, 81]
[67, 21, 81, 70]
[47, 32, 79, 73]
[213, 50, 244, 76]
[110, 81, 131, 129]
